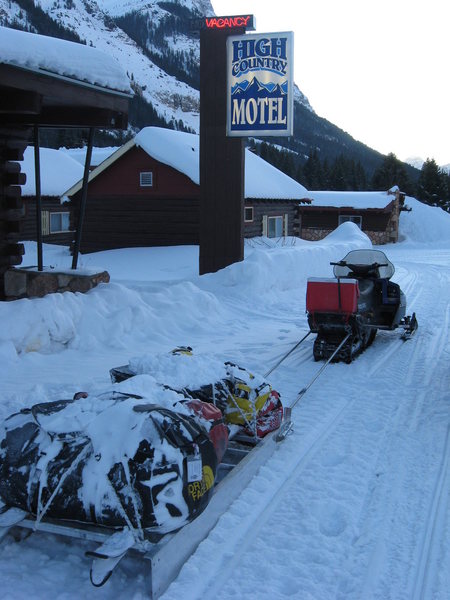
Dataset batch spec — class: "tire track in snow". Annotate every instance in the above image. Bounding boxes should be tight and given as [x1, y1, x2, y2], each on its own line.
[207, 400, 355, 598]
[162, 395, 355, 600]
[406, 301, 450, 431]
[410, 425, 450, 600]
[342, 258, 450, 600]
[394, 267, 421, 308]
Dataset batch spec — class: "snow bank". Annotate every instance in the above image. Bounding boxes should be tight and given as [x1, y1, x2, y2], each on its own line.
[1, 224, 369, 357]
[3, 202, 443, 359]
[399, 197, 450, 244]
[208, 222, 370, 293]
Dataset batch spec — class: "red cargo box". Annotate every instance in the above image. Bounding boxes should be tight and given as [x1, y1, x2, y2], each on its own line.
[306, 278, 359, 314]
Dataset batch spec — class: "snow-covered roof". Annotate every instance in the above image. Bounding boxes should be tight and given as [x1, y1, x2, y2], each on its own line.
[59, 146, 120, 168]
[136, 128, 199, 186]
[306, 190, 396, 210]
[20, 147, 84, 197]
[64, 127, 309, 200]
[0, 26, 131, 95]
[136, 127, 309, 200]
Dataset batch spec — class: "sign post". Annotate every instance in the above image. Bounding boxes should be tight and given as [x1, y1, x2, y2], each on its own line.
[199, 17, 254, 275]
[199, 17, 293, 275]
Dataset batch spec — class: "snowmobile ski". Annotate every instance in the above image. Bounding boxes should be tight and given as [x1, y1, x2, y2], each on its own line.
[86, 528, 136, 587]
[400, 312, 418, 340]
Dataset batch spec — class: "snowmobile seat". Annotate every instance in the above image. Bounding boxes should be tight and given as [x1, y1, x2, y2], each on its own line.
[306, 278, 359, 315]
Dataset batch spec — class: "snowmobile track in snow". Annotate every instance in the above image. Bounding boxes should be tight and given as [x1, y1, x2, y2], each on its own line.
[410, 425, 450, 600]
[186, 396, 357, 598]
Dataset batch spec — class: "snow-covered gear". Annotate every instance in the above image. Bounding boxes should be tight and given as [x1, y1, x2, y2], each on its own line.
[0, 391, 218, 534]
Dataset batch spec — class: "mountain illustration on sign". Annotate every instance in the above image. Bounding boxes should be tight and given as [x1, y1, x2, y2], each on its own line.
[231, 77, 288, 98]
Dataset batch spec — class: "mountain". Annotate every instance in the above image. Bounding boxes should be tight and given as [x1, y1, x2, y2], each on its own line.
[0, 0, 418, 180]
[406, 157, 450, 174]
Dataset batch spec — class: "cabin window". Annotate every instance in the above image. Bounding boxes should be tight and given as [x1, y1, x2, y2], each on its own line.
[268, 216, 284, 238]
[244, 206, 254, 222]
[50, 212, 70, 233]
[140, 171, 153, 187]
[339, 215, 362, 229]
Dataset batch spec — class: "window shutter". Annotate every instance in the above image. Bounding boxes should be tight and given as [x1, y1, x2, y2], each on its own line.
[262, 215, 268, 236]
[41, 210, 49, 235]
[284, 213, 289, 236]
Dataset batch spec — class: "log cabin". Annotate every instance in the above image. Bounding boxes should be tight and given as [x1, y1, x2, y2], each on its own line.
[65, 127, 310, 254]
[297, 187, 409, 244]
[0, 25, 130, 298]
[19, 147, 84, 246]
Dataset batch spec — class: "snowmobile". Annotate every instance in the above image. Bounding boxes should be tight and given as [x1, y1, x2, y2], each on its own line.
[306, 249, 417, 363]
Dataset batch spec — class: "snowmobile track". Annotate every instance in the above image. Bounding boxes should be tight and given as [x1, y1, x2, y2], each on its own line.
[185, 397, 356, 599]
[410, 425, 450, 600]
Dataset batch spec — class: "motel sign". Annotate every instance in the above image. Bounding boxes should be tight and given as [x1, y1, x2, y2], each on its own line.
[226, 31, 294, 137]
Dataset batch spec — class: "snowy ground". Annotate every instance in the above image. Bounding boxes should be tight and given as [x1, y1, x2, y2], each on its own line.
[0, 198, 449, 599]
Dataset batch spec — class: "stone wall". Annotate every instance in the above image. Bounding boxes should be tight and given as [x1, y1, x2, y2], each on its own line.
[4, 267, 110, 300]
[299, 228, 333, 242]
[300, 227, 395, 245]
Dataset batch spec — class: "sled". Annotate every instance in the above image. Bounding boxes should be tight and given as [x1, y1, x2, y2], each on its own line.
[0, 349, 286, 597]
[5, 430, 278, 599]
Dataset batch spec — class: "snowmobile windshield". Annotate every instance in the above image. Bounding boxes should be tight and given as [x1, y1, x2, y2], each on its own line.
[333, 249, 395, 279]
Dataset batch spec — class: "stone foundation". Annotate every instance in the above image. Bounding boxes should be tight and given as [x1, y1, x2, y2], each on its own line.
[4, 267, 110, 300]
[300, 228, 396, 245]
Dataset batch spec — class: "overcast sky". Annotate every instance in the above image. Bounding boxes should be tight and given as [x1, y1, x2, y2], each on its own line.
[211, 0, 450, 166]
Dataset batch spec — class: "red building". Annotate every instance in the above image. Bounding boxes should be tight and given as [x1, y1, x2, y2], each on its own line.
[65, 127, 310, 254]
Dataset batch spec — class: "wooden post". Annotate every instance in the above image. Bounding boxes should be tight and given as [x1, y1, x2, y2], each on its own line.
[33, 125, 43, 271]
[72, 127, 95, 270]
[199, 27, 245, 275]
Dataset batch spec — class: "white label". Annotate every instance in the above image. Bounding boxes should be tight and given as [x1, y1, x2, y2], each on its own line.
[187, 457, 203, 482]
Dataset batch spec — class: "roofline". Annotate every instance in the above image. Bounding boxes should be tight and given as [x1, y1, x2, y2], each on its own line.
[64, 138, 310, 201]
[1, 61, 133, 98]
[298, 199, 395, 211]
[245, 197, 311, 203]
[62, 138, 136, 197]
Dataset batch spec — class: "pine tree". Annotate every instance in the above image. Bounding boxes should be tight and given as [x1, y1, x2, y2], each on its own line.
[329, 154, 348, 190]
[372, 152, 411, 192]
[417, 158, 448, 210]
[303, 149, 322, 189]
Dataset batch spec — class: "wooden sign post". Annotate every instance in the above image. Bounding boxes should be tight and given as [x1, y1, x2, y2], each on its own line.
[199, 16, 255, 275]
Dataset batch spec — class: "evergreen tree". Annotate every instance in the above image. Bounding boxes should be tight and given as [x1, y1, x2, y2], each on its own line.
[372, 152, 411, 192]
[417, 158, 449, 210]
[329, 154, 348, 190]
[302, 149, 322, 189]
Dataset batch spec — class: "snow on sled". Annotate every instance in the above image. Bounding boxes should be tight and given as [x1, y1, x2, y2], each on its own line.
[110, 346, 283, 439]
[0, 349, 284, 597]
[0, 389, 222, 533]
[306, 249, 418, 363]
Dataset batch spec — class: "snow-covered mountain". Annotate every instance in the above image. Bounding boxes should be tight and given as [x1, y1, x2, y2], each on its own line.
[0, 0, 313, 135]
[0, 0, 207, 131]
[405, 156, 425, 170]
[405, 156, 450, 173]
[0, 0, 401, 176]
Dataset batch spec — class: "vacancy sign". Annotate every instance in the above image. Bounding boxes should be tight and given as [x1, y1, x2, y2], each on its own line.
[226, 31, 294, 137]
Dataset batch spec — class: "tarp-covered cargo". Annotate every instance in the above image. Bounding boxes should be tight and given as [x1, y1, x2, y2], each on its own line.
[0, 390, 224, 535]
